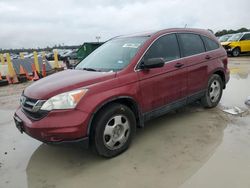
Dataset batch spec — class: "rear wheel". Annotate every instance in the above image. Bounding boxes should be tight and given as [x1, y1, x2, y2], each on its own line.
[201, 74, 223, 108]
[232, 48, 240, 57]
[91, 103, 136, 158]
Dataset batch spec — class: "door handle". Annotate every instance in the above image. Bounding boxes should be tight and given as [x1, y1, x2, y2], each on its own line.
[205, 55, 212, 60]
[175, 63, 184, 68]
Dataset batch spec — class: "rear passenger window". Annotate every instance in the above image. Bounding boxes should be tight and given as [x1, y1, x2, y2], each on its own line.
[144, 34, 180, 62]
[178, 33, 205, 57]
[202, 36, 219, 51]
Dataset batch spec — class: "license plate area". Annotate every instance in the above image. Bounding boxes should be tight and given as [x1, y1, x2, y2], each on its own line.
[14, 115, 24, 133]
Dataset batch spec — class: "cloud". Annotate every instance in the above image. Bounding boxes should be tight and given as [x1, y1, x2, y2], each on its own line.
[0, 0, 249, 49]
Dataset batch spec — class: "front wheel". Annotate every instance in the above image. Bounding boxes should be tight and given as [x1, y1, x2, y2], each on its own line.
[201, 74, 223, 108]
[232, 48, 240, 57]
[91, 103, 136, 158]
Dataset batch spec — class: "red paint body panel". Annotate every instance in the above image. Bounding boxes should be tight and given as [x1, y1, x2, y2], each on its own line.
[15, 107, 90, 142]
[24, 69, 116, 99]
[137, 59, 188, 112]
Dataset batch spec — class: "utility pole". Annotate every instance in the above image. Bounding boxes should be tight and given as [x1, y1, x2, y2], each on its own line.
[96, 36, 101, 43]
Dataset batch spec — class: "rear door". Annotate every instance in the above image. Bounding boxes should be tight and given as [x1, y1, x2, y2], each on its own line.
[239, 33, 250, 52]
[137, 34, 188, 116]
[177, 33, 208, 101]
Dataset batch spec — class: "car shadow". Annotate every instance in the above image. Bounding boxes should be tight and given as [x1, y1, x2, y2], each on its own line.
[26, 103, 228, 188]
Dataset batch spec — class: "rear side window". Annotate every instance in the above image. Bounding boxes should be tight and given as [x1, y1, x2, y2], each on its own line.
[144, 34, 180, 62]
[178, 33, 205, 57]
[201, 36, 219, 51]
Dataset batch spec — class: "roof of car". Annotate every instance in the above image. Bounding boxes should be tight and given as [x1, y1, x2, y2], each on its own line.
[117, 28, 214, 38]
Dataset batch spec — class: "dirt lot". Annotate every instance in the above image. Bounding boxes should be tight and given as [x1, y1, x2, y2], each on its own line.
[0, 57, 250, 188]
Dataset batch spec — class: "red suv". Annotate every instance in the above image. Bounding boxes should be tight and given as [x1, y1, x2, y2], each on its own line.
[14, 28, 230, 157]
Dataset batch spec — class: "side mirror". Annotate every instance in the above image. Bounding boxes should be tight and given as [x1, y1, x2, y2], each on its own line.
[140, 58, 165, 69]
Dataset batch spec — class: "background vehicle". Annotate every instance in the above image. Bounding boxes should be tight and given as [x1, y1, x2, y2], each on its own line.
[221, 32, 250, 57]
[219, 34, 233, 42]
[60, 49, 77, 60]
[45, 52, 56, 61]
[14, 28, 229, 158]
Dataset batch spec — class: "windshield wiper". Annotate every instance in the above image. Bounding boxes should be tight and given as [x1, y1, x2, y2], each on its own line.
[82, 68, 98, 72]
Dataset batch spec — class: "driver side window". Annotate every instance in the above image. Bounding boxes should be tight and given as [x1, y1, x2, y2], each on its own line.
[144, 34, 180, 62]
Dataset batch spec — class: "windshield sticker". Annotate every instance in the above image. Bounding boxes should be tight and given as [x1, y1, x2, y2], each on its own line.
[122, 43, 141, 48]
[117, 60, 124, 64]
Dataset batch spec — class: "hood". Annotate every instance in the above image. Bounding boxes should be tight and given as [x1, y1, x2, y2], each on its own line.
[221, 42, 231, 46]
[24, 69, 116, 99]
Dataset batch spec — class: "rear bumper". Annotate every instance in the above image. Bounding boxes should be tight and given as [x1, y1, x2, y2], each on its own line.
[14, 106, 90, 147]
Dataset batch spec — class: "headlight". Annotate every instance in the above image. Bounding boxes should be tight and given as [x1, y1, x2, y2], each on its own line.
[41, 89, 88, 111]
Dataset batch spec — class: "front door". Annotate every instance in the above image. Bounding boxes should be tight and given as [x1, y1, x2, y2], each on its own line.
[137, 34, 188, 119]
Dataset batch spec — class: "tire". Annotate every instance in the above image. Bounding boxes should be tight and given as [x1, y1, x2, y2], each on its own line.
[201, 74, 223, 108]
[91, 103, 136, 158]
[0, 80, 9, 86]
[232, 48, 240, 57]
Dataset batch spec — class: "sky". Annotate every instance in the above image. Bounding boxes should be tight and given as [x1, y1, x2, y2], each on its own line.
[0, 0, 249, 49]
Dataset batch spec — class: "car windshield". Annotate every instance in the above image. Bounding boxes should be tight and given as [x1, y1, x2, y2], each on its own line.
[228, 33, 243, 42]
[76, 37, 148, 72]
[219, 35, 232, 42]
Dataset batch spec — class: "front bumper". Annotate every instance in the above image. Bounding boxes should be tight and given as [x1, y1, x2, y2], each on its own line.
[14, 106, 90, 147]
[225, 49, 232, 53]
[222, 46, 233, 53]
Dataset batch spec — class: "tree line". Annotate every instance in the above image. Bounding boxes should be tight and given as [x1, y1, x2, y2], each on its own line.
[0, 44, 81, 54]
[215, 27, 250, 37]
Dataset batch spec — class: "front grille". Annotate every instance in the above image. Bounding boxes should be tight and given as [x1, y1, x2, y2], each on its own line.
[22, 109, 48, 120]
[22, 97, 37, 110]
[21, 95, 48, 120]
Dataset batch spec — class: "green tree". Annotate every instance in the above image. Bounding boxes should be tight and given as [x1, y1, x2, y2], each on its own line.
[215, 27, 250, 36]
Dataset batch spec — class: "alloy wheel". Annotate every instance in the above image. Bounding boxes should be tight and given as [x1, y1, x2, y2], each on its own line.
[103, 115, 130, 150]
[209, 80, 221, 103]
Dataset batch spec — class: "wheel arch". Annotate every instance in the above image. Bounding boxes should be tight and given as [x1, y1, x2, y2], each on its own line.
[234, 46, 241, 51]
[212, 69, 226, 89]
[87, 96, 143, 138]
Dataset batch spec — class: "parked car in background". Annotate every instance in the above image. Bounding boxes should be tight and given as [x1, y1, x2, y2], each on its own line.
[23, 53, 34, 59]
[45, 49, 79, 61]
[218, 34, 233, 42]
[221, 32, 250, 57]
[68, 50, 78, 60]
[45, 52, 55, 61]
[14, 28, 229, 157]
[10, 53, 19, 59]
[61, 49, 78, 60]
